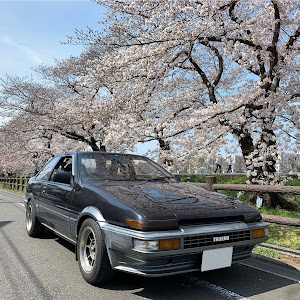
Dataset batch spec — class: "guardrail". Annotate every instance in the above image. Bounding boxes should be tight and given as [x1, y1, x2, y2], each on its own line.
[189, 176, 300, 195]
[0, 176, 31, 192]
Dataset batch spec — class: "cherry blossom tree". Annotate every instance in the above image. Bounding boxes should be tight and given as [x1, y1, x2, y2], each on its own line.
[71, 0, 299, 188]
[0, 48, 130, 154]
[0, 113, 84, 174]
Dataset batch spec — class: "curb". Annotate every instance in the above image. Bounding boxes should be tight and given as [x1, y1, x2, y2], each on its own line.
[259, 243, 300, 257]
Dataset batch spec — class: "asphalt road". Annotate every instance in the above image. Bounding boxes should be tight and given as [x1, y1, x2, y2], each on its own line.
[1, 189, 300, 300]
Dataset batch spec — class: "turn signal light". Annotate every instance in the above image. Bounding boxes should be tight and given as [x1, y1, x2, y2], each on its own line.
[252, 228, 265, 239]
[125, 219, 145, 229]
[159, 238, 181, 251]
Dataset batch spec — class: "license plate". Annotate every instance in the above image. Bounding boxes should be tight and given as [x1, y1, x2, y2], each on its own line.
[201, 247, 233, 272]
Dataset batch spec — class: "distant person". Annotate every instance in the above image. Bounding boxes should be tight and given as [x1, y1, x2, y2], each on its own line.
[227, 155, 233, 173]
[215, 154, 222, 173]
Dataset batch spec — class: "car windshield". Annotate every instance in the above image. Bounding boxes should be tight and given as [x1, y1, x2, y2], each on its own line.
[79, 153, 174, 182]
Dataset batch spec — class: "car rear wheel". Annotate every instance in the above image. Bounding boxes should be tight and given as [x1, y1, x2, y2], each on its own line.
[26, 200, 44, 237]
[77, 218, 114, 285]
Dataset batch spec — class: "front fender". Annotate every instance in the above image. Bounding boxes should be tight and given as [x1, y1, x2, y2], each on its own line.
[75, 206, 106, 236]
[24, 192, 37, 208]
[74, 206, 107, 261]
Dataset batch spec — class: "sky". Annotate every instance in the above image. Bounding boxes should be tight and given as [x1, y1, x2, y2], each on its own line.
[0, 0, 102, 77]
[0, 0, 158, 155]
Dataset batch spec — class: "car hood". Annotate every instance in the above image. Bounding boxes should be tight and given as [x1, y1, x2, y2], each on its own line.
[90, 181, 259, 224]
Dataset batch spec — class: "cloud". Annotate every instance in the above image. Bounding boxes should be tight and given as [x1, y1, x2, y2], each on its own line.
[0, 35, 43, 64]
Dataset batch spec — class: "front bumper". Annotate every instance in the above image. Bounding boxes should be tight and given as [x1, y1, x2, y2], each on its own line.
[101, 221, 268, 277]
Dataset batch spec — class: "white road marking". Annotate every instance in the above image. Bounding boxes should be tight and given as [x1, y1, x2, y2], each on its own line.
[190, 276, 250, 300]
[240, 263, 300, 283]
[19, 203, 24, 207]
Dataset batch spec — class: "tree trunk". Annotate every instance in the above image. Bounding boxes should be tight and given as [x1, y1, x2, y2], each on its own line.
[249, 192, 296, 210]
[157, 138, 173, 167]
[236, 128, 289, 208]
[99, 144, 106, 151]
[89, 136, 106, 152]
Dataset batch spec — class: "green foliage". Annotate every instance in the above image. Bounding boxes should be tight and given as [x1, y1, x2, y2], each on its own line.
[267, 224, 300, 250]
[215, 175, 248, 184]
[218, 190, 252, 202]
[181, 175, 206, 183]
[259, 207, 300, 219]
[285, 176, 300, 186]
[253, 246, 282, 259]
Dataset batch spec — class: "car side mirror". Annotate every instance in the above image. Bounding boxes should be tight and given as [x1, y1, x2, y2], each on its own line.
[52, 172, 73, 185]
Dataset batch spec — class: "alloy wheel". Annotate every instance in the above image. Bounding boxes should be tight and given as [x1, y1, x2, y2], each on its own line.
[79, 226, 97, 273]
[26, 202, 33, 232]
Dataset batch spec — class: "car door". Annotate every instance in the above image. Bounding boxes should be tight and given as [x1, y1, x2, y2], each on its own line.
[39, 155, 74, 239]
[33, 156, 61, 218]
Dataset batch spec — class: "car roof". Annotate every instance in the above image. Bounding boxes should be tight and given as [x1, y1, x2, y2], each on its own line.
[59, 151, 147, 159]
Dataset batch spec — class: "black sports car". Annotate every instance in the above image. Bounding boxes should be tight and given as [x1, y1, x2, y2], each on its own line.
[25, 152, 268, 285]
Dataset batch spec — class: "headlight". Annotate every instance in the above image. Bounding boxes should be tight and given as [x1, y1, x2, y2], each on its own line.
[133, 238, 181, 251]
[133, 239, 159, 251]
[264, 228, 268, 236]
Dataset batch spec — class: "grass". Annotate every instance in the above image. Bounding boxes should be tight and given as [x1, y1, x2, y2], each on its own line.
[181, 174, 300, 186]
[285, 176, 300, 186]
[258, 207, 300, 219]
[267, 224, 300, 250]
[0, 183, 26, 195]
[181, 174, 248, 184]
[217, 189, 300, 218]
[253, 246, 282, 259]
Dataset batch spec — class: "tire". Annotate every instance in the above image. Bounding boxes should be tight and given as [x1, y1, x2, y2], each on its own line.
[77, 218, 114, 285]
[26, 200, 44, 237]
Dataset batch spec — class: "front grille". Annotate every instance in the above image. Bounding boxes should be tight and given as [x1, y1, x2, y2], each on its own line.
[184, 230, 251, 249]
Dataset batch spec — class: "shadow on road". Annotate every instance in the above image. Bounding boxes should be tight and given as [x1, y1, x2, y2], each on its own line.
[39, 228, 76, 253]
[0, 220, 12, 228]
[43, 228, 300, 299]
[96, 263, 299, 299]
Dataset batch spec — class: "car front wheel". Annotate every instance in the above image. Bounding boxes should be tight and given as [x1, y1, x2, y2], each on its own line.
[77, 218, 114, 285]
[26, 200, 44, 237]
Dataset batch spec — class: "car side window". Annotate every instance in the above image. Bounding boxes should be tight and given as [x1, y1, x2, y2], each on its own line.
[36, 157, 61, 181]
[49, 156, 73, 184]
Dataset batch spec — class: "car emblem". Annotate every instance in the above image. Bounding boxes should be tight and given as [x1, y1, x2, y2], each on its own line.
[213, 236, 230, 242]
